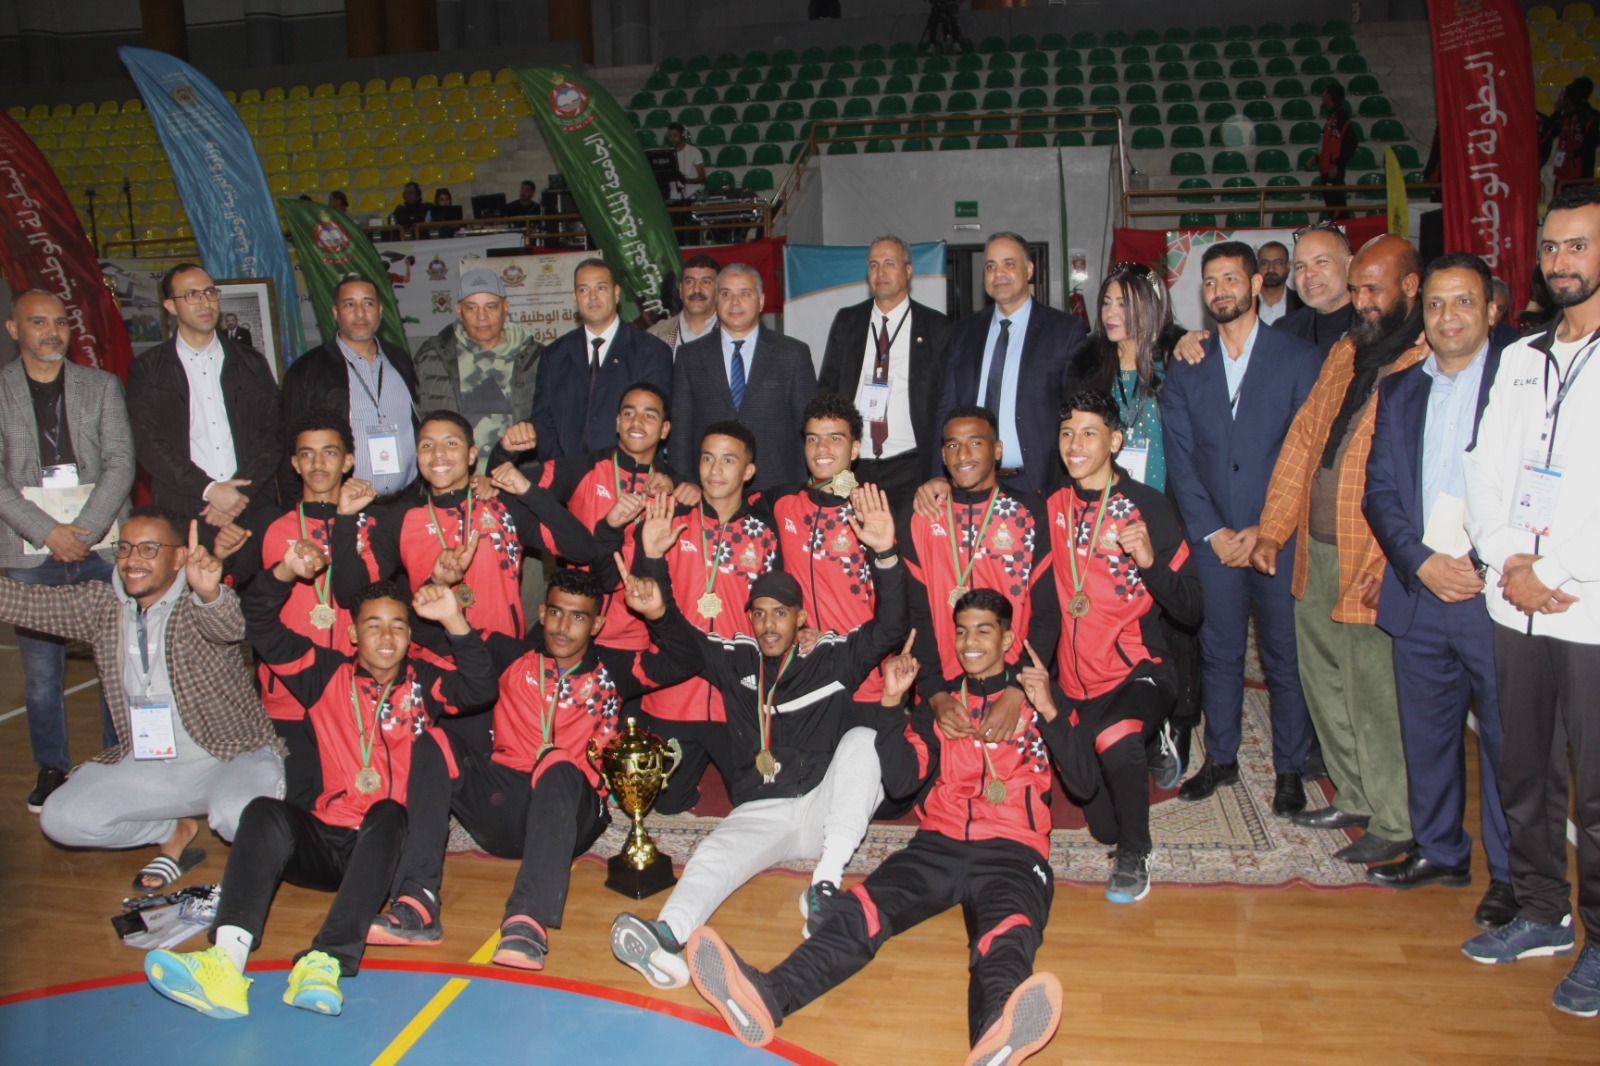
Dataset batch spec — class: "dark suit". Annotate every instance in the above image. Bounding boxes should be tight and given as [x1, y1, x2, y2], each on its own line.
[1362, 342, 1511, 876]
[529, 322, 673, 459]
[818, 297, 950, 508]
[279, 336, 419, 498]
[672, 328, 816, 493]
[126, 335, 284, 538]
[1160, 323, 1322, 772]
[222, 325, 252, 349]
[934, 300, 1085, 494]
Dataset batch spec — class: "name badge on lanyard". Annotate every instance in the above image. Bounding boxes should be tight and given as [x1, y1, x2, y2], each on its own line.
[1510, 452, 1563, 537]
[1119, 445, 1150, 485]
[860, 383, 891, 424]
[130, 698, 178, 760]
[366, 424, 403, 477]
[41, 463, 80, 488]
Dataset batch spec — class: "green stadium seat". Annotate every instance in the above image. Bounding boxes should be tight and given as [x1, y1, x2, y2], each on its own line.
[710, 104, 737, 125]
[843, 98, 871, 118]
[1055, 131, 1086, 146]
[715, 145, 747, 166]
[940, 135, 971, 150]
[1301, 56, 1331, 75]
[809, 99, 838, 119]
[918, 72, 948, 92]
[1221, 176, 1257, 202]
[1282, 99, 1314, 120]
[859, 58, 887, 77]
[1172, 125, 1205, 147]
[886, 74, 914, 94]
[1126, 63, 1155, 82]
[943, 114, 975, 133]
[826, 140, 857, 155]
[1130, 103, 1162, 125]
[1255, 123, 1285, 145]
[1310, 75, 1337, 95]
[1167, 103, 1199, 123]
[952, 71, 981, 91]
[754, 83, 781, 102]
[1159, 61, 1189, 81]
[1181, 213, 1218, 227]
[1195, 59, 1225, 79]
[1358, 96, 1394, 118]
[1328, 35, 1358, 54]
[1273, 211, 1311, 226]
[1229, 58, 1260, 78]
[775, 101, 803, 121]
[676, 70, 702, 88]
[891, 57, 919, 76]
[985, 70, 1015, 89]
[863, 138, 894, 153]
[751, 143, 783, 166]
[1054, 47, 1082, 66]
[922, 53, 950, 75]
[1292, 37, 1321, 57]
[1224, 41, 1254, 61]
[734, 68, 761, 88]
[744, 102, 771, 123]
[980, 112, 1012, 132]
[1205, 101, 1239, 122]
[678, 106, 705, 126]
[1199, 82, 1231, 100]
[820, 79, 848, 98]
[1290, 121, 1322, 144]
[697, 125, 726, 147]
[1125, 44, 1153, 63]
[1154, 43, 1184, 62]
[989, 52, 1016, 71]
[1022, 50, 1049, 69]
[878, 95, 907, 117]
[1020, 110, 1051, 132]
[1258, 148, 1293, 173]
[787, 81, 815, 100]
[827, 61, 855, 80]
[730, 122, 760, 144]
[724, 84, 751, 103]
[1237, 80, 1267, 100]
[1259, 38, 1288, 57]
[766, 120, 795, 141]
[1103, 29, 1130, 47]
[1132, 127, 1165, 149]
[1019, 88, 1049, 108]
[1337, 54, 1368, 74]
[949, 91, 978, 111]
[705, 70, 731, 88]
[1274, 77, 1307, 98]
[983, 90, 1014, 109]
[1056, 67, 1084, 86]
[1090, 85, 1121, 105]
[797, 63, 824, 81]
[1348, 74, 1381, 95]
[854, 76, 881, 95]
[631, 91, 657, 109]
[1390, 144, 1422, 169]
[1264, 55, 1297, 76]
[1017, 131, 1047, 148]
[645, 107, 670, 128]
[661, 88, 688, 107]
[1055, 87, 1085, 107]
[1163, 83, 1195, 102]
[957, 53, 984, 73]
[902, 136, 930, 152]
[1089, 47, 1116, 64]
[1090, 65, 1119, 84]
[1190, 41, 1218, 60]
[1226, 211, 1262, 227]
[1019, 67, 1049, 88]
[1267, 173, 1302, 199]
[1243, 100, 1277, 121]
[1297, 147, 1319, 169]
[912, 92, 942, 114]
[1213, 150, 1248, 173]
[643, 73, 670, 92]
[1178, 177, 1214, 202]
[1041, 32, 1068, 50]
[1370, 119, 1405, 141]
[705, 168, 735, 190]
[1211, 122, 1247, 147]
[977, 134, 1009, 149]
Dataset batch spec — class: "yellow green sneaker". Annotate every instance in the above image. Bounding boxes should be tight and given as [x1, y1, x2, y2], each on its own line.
[145, 944, 251, 1019]
[283, 950, 343, 1016]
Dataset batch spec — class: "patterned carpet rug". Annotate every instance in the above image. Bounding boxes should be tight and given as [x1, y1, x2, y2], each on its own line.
[449, 685, 1375, 890]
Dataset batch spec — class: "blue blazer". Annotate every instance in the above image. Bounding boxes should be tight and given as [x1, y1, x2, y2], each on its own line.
[1363, 342, 1503, 638]
[934, 300, 1085, 494]
[1159, 324, 1322, 546]
[529, 322, 673, 459]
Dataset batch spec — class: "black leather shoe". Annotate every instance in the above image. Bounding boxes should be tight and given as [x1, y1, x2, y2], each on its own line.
[1271, 772, 1307, 817]
[1365, 853, 1472, 889]
[1334, 832, 1414, 864]
[1177, 760, 1239, 802]
[1473, 880, 1519, 930]
[1291, 805, 1371, 831]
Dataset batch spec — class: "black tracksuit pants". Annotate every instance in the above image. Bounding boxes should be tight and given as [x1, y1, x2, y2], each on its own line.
[767, 830, 1052, 1046]
[1072, 664, 1175, 854]
[210, 796, 407, 976]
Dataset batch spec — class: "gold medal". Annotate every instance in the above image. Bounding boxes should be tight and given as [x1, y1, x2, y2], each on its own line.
[697, 591, 723, 618]
[309, 603, 337, 630]
[1068, 592, 1091, 619]
[354, 766, 382, 794]
[455, 583, 476, 608]
[985, 778, 1007, 805]
[535, 743, 556, 760]
[830, 470, 858, 498]
[755, 749, 778, 777]
[948, 584, 969, 608]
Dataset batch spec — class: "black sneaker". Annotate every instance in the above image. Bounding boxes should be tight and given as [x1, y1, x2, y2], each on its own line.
[367, 887, 444, 946]
[800, 880, 840, 940]
[1147, 722, 1184, 790]
[27, 767, 66, 813]
[686, 927, 784, 1048]
[1177, 760, 1239, 802]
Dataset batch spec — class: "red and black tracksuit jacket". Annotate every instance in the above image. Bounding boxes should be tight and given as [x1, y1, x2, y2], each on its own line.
[243, 569, 498, 828]
[229, 500, 380, 722]
[901, 483, 1060, 702]
[768, 482, 887, 701]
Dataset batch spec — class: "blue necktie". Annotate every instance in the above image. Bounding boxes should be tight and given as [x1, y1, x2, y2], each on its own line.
[981, 318, 1012, 412]
[729, 338, 746, 410]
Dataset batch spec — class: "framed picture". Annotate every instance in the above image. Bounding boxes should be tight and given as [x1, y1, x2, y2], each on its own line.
[160, 276, 283, 381]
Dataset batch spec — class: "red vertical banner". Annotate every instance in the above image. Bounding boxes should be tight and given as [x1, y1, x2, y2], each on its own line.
[1428, 0, 1539, 315]
[0, 112, 135, 378]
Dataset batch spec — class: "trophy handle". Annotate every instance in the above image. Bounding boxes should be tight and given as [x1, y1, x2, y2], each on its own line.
[660, 737, 684, 785]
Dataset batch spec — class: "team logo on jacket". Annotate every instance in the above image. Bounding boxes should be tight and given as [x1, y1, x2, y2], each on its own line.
[739, 544, 759, 570]
[993, 524, 1014, 551]
[740, 674, 758, 690]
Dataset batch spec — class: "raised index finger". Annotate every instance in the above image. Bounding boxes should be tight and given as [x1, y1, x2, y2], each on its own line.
[188, 519, 199, 552]
[1024, 640, 1045, 669]
[901, 628, 916, 655]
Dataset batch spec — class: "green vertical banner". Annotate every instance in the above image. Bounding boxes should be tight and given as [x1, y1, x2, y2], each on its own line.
[513, 65, 683, 323]
[278, 197, 410, 355]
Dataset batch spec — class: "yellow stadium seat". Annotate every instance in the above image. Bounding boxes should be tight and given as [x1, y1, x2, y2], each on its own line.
[27, 104, 48, 118]
[408, 143, 437, 164]
[490, 119, 518, 139]
[390, 91, 416, 110]
[56, 132, 81, 150]
[1587, 61, 1600, 81]
[33, 131, 56, 148]
[115, 113, 139, 130]
[50, 148, 74, 166]
[340, 112, 369, 131]
[373, 128, 400, 148]
[108, 128, 133, 146]
[439, 142, 467, 162]
[291, 151, 318, 172]
[345, 129, 373, 149]
[468, 70, 493, 86]
[401, 126, 428, 145]
[320, 149, 348, 169]
[324, 168, 351, 189]
[469, 85, 497, 106]
[140, 227, 169, 244]
[418, 90, 443, 109]
[288, 85, 311, 101]
[263, 152, 289, 174]
[82, 131, 105, 148]
[135, 128, 159, 146]
[315, 131, 341, 151]
[499, 82, 521, 100]
[444, 87, 468, 107]
[476, 101, 506, 121]
[313, 82, 336, 98]
[122, 98, 143, 113]
[1563, 41, 1596, 60]
[1547, 23, 1579, 42]
[367, 112, 395, 132]
[236, 89, 259, 105]
[263, 86, 286, 102]
[152, 162, 173, 180]
[285, 100, 310, 118]
[335, 95, 360, 115]
[431, 123, 456, 141]
[312, 115, 338, 134]
[363, 79, 386, 96]
[74, 101, 95, 116]
[389, 75, 413, 92]
[97, 99, 119, 114]
[291, 172, 320, 194]
[382, 165, 410, 186]
[377, 146, 405, 166]
[260, 101, 286, 120]
[393, 107, 421, 126]
[415, 74, 440, 92]
[51, 103, 72, 117]
[447, 161, 477, 182]
[127, 161, 151, 181]
[88, 115, 113, 133]
[450, 104, 476, 122]
[460, 120, 488, 140]
[1542, 63, 1576, 85]
[286, 117, 312, 135]
[494, 68, 515, 83]
[1530, 5, 1557, 20]
[471, 140, 499, 160]
[237, 103, 260, 122]
[172, 224, 193, 238]
[348, 147, 376, 167]
[147, 202, 174, 224]
[288, 133, 314, 153]
[104, 146, 129, 164]
[416, 163, 445, 184]
[362, 93, 390, 113]
[442, 72, 466, 89]
[335, 81, 360, 97]
[260, 118, 287, 137]
[152, 180, 176, 199]
[507, 98, 532, 118]
[1569, 3, 1595, 19]
[311, 98, 335, 116]
[356, 189, 387, 213]
[352, 166, 382, 188]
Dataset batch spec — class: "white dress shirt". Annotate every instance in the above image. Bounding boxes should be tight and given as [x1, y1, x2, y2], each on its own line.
[852, 295, 917, 459]
[176, 332, 237, 490]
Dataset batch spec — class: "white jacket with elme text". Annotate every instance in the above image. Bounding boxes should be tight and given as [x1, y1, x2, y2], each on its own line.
[1464, 322, 1600, 644]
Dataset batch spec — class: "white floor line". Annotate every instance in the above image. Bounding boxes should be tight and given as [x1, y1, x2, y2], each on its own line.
[0, 678, 100, 723]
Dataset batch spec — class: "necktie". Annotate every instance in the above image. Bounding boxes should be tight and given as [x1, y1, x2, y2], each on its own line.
[584, 336, 604, 450]
[729, 338, 746, 410]
[982, 318, 1011, 412]
[871, 314, 891, 456]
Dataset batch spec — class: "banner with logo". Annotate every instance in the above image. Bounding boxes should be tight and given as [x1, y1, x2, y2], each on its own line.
[279, 197, 408, 354]
[512, 65, 683, 324]
[1384, 147, 1410, 239]
[674, 236, 787, 313]
[783, 241, 948, 376]
[0, 112, 136, 377]
[472, 251, 593, 344]
[119, 46, 305, 361]
[368, 233, 519, 349]
[1428, 0, 1537, 314]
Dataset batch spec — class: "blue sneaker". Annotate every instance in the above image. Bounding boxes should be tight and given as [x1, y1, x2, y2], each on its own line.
[1552, 944, 1600, 1019]
[1461, 914, 1575, 965]
[1105, 847, 1152, 904]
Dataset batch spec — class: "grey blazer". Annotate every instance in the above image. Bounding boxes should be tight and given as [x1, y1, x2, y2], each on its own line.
[0, 360, 135, 568]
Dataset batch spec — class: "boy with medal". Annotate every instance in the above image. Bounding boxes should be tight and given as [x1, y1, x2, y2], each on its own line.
[144, 541, 497, 1020]
[683, 588, 1087, 1065]
[220, 411, 381, 807]
[1046, 391, 1203, 904]
[369, 562, 701, 969]
[332, 410, 596, 646]
[903, 405, 1059, 747]
[597, 420, 782, 814]
[611, 484, 909, 991]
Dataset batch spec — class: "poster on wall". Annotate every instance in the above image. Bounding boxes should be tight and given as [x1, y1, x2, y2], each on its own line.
[458, 250, 592, 345]
[783, 241, 948, 376]
[362, 233, 523, 349]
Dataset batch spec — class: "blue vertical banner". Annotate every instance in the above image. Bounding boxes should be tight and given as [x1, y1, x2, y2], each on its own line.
[119, 46, 304, 360]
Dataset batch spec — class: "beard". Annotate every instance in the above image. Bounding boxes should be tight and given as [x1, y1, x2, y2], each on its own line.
[1547, 272, 1600, 308]
[1349, 299, 1411, 347]
[1208, 299, 1248, 324]
[1260, 272, 1286, 290]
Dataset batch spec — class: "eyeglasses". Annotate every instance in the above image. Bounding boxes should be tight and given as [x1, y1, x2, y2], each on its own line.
[115, 541, 182, 559]
[176, 286, 222, 305]
[1292, 220, 1352, 250]
[1257, 257, 1289, 269]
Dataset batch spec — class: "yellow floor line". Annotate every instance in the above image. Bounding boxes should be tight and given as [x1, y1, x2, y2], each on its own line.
[468, 930, 501, 965]
[369, 976, 470, 1066]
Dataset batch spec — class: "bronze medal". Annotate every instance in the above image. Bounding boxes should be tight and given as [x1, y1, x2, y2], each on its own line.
[535, 743, 556, 760]
[755, 749, 778, 777]
[948, 584, 969, 608]
[697, 591, 723, 619]
[1068, 592, 1091, 619]
[455, 583, 476, 608]
[985, 778, 1007, 805]
[354, 766, 382, 794]
[309, 603, 337, 630]
[831, 470, 858, 498]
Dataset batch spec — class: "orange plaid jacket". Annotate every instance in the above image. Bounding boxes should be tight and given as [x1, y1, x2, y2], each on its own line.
[1258, 337, 1425, 623]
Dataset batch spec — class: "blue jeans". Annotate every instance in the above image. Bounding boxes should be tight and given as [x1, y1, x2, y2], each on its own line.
[7, 554, 116, 771]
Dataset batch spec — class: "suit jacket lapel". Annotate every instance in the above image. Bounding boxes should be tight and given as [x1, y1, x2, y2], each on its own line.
[739, 331, 771, 397]
[964, 307, 996, 399]
[1398, 371, 1428, 518]
[908, 303, 932, 449]
[842, 303, 871, 392]
[1201, 334, 1235, 439]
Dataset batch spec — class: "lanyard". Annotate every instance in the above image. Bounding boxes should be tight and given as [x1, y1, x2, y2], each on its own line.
[872, 305, 911, 380]
[756, 647, 797, 755]
[945, 488, 1000, 590]
[535, 654, 581, 749]
[297, 502, 332, 609]
[1541, 331, 1600, 423]
[1067, 486, 1112, 602]
[1114, 371, 1153, 431]
[958, 677, 1002, 784]
[699, 511, 728, 598]
[427, 484, 474, 551]
[344, 354, 385, 409]
[34, 384, 65, 466]
[350, 675, 396, 771]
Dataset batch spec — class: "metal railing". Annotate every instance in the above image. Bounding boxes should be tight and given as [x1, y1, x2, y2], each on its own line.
[1123, 180, 1442, 227]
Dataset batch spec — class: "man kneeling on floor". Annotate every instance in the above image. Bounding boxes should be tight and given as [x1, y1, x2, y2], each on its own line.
[144, 542, 497, 1018]
[611, 485, 909, 990]
[686, 590, 1088, 1064]
[368, 561, 699, 969]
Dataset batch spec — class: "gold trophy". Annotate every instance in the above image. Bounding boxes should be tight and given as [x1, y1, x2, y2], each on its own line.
[588, 716, 684, 898]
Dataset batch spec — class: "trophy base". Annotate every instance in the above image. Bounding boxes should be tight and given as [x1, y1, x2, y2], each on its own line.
[605, 850, 677, 899]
